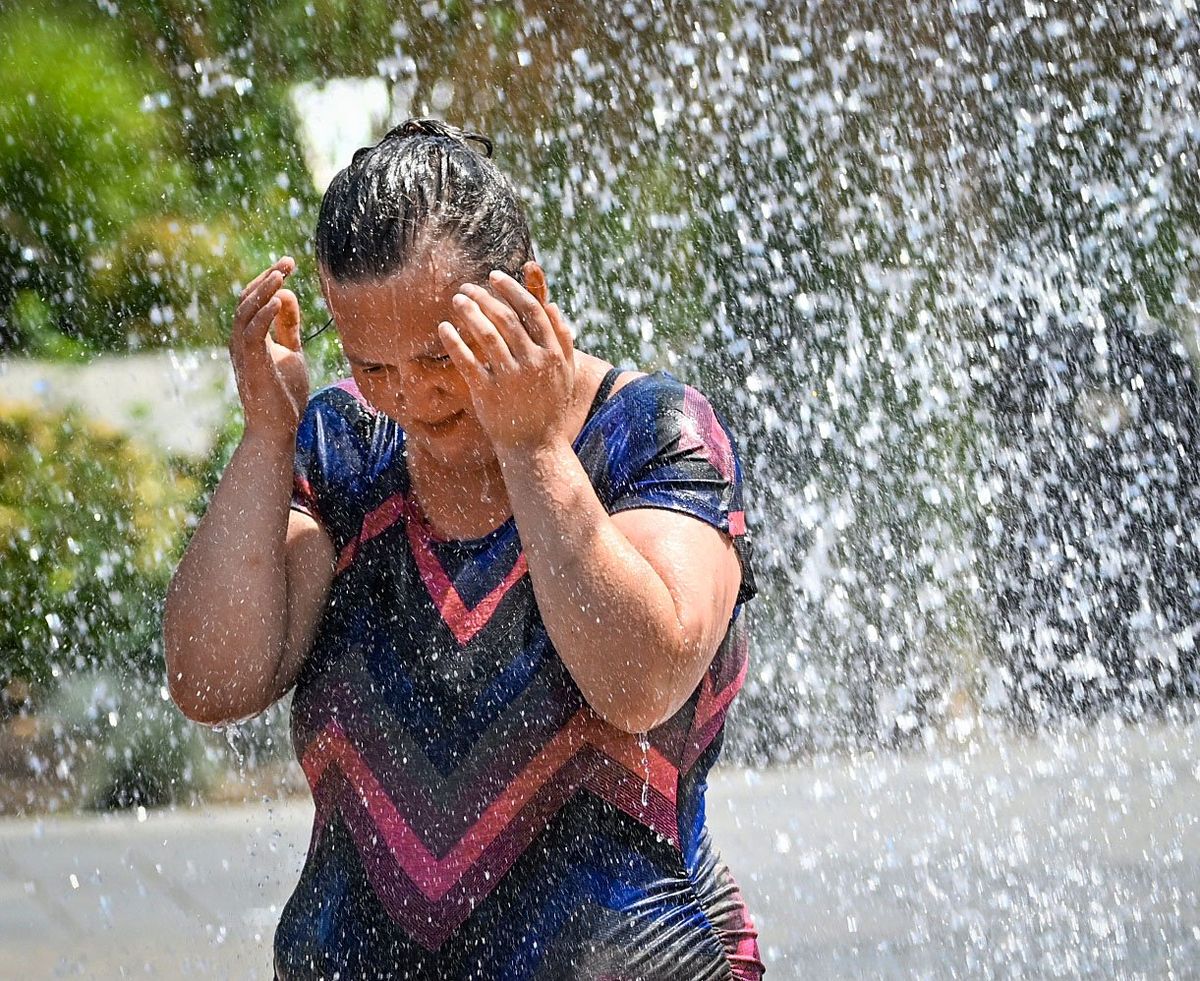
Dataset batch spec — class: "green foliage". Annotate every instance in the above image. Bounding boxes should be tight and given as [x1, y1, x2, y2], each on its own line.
[90, 215, 254, 349]
[0, 9, 193, 350]
[0, 402, 196, 687]
[7, 290, 89, 361]
[0, 5, 323, 354]
[0, 9, 176, 255]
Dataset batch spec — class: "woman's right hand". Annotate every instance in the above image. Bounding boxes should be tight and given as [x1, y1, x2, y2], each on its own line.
[230, 256, 309, 444]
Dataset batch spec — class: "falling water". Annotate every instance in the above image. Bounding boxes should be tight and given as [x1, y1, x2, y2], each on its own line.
[1, 1, 1198, 976]
[638, 731, 651, 807]
[477, 1, 1200, 757]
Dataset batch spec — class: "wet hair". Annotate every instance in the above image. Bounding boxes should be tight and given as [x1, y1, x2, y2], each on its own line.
[316, 118, 533, 284]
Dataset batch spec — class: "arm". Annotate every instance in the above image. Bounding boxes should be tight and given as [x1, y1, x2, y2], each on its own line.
[164, 438, 334, 724]
[164, 257, 334, 725]
[496, 441, 741, 732]
[440, 263, 743, 732]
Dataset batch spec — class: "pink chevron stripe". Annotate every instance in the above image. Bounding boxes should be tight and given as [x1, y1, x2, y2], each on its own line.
[313, 745, 679, 950]
[302, 712, 679, 903]
[403, 502, 529, 645]
[692, 645, 749, 733]
[325, 750, 595, 949]
[682, 647, 749, 772]
[335, 492, 406, 573]
[582, 750, 679, 844]
[729, 510, 746, 536]
[334, 491, 528, 644]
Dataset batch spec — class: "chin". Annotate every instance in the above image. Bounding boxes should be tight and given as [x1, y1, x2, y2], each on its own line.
[407, 423, 493, 469]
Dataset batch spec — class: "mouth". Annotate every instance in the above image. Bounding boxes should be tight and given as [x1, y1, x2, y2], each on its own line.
[418, 410, 466, 434]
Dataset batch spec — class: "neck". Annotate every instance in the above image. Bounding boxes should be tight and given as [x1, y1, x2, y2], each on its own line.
[406, 443, 511, 537]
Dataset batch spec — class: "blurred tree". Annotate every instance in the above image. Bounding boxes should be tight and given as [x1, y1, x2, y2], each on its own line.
[0, 402, 195, 689]
[0, 8, 188, 351]
[0, 3, 321, 353]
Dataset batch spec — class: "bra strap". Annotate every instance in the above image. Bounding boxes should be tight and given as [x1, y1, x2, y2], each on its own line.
[584, 367, 623, 425]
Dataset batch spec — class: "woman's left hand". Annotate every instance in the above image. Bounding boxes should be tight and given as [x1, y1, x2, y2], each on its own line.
[438, 261, 576, 454]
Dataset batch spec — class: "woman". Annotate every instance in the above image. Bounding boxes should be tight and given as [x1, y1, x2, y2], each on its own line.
[164, 118, 763, 980]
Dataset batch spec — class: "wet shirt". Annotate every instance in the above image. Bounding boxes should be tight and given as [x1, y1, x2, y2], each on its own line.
[275, 369, 764, 980]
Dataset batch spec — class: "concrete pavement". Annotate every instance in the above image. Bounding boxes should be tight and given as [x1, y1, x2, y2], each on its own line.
[1, 718, 1197, 979]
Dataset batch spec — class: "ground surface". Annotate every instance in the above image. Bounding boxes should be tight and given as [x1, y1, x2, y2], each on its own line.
[1, 718, 1197, 979]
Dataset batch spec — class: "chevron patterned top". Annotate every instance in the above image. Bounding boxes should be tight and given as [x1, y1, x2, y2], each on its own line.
[274, 370, 763, 980]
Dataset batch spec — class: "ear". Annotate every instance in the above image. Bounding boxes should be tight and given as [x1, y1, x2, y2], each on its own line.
[523, 260, 549, 306]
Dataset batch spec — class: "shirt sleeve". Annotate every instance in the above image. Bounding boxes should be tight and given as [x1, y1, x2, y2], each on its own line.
[290, 384, 366, 553]
[291, 415, 322, 524]
[607, 378, 758, 606]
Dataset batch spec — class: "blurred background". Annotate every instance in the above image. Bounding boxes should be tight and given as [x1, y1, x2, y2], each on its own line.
[0, 1, 1198, 976]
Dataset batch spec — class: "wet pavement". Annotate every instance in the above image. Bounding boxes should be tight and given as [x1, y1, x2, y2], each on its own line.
[1, 718, 1197, 979]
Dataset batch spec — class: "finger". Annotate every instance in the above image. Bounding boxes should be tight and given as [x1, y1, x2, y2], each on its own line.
[451, 293, 518, 371]
[235, 270, 284, 329]
[241, 256, 294, 298]
[438, 321, 488, 384]
[243, 295, 282, 366]
[272, 289, 302, 352]
[239, 256, 295, 303]
[546, 302, 575, 364]
[523, 261, 549, 306]
[230, 277, 277, 363]
[488, 269, 554, 351]
[458, 283, 538, 360]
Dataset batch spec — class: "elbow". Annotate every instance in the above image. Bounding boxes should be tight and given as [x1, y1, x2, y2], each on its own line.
[167, 673, 270, 727]
[166, 668, 239, 726]
[589, 629, 714, 734]
[600, 704, 671, 735]
[586, 667, 682, 735]
[164, 636, 272, 727]
[172, 698, 229, 727]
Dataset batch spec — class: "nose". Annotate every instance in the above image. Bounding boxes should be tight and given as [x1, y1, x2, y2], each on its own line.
[406, 365, 467, 416]
[431, 364, 470, 402]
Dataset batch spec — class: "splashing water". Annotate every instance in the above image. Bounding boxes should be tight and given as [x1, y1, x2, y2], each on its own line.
[1, 2, 1198, 976]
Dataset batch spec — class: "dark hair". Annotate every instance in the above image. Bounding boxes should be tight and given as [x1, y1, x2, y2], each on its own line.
[316, 118, 532, 284]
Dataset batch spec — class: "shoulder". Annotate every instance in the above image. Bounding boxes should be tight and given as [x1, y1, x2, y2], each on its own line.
[294, 377, 382, 482]
[293, 378, 397, 543]
[297, 377, 376, 449]
[582, 370, 745, 486]
[607, 370, 728, 419]
[608, 371, 741, 457]
[302, 377, 371, 426]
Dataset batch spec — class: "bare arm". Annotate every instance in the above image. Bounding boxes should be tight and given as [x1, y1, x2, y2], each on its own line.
[440, 264, 742, 733]
[164, 257, 334, 725]
[164, 437, 334, 724]
[497, 441, 741, 732]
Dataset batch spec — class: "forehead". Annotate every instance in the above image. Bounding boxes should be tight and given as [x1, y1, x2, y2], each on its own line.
[320, 245, 472, 355]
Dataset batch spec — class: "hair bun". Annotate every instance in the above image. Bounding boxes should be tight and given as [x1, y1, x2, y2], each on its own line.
[382, 117, 494, 158]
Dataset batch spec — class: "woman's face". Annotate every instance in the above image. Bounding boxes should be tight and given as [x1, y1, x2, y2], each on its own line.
[320, 248, 491, 469]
